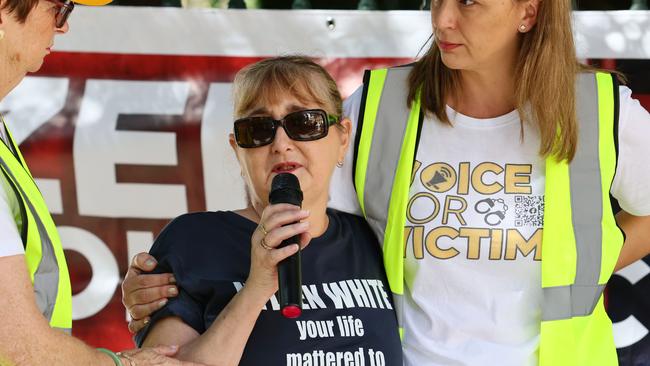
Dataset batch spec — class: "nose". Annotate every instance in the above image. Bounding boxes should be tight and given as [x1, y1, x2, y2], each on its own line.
[270, 125, 294, 153]
[432, 0, 458, 31]
[56, 21, 69, 34]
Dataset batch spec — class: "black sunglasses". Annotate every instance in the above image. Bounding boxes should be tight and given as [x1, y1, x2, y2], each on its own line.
[234, 109, 339, 148]
[47, 0, 74, 28]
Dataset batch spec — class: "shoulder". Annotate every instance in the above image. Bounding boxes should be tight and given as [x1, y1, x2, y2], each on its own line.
[343, 85, 363, 125]
[330, 208, 367, 225]
[617, 84, 650, 147]
[152, 211, 217, 247]
[310, 209, 383, 276]
[327, 209, 374, 240]
[149, 210, 255, 279]
[618, 85, 648, 119]
[610, 85, 650, 215]
[344, 63, 417, 125]
[149, 211, 248, 263]
[157, 210, 241, 237]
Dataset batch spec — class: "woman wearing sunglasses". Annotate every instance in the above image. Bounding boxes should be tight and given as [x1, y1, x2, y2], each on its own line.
[133, 56, 403, 365]
[0, 0, 207, 365]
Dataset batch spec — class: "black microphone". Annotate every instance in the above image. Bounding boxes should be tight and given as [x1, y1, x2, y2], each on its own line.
[269, 173, 303, 318]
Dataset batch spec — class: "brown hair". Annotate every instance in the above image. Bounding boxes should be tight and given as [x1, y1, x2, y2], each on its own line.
[232, 55, 343, 121]
[408, 0, 584, 161]
[1, 0, 40, 23]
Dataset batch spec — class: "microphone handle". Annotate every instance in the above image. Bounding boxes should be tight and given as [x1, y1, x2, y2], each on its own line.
[278, 232, 302, 318]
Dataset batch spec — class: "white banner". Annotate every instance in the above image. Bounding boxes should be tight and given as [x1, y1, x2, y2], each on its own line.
[57, 7, 650, 58]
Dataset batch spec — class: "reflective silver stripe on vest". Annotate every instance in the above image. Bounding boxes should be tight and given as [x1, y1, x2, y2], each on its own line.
[54, 327, 72, 334]
[0, 158, 60, 323]
[393, 293, 404, 326]
[363, 67, 413, 246]
[541, 73, 607, 321]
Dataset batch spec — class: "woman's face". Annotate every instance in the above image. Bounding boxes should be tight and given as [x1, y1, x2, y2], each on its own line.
[229, 92, 351, 210]
[1, 0, 69, 74]
[431, 0, 535, 72]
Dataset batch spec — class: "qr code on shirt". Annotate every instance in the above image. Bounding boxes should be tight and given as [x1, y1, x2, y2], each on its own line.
[514, 195, 544, 227]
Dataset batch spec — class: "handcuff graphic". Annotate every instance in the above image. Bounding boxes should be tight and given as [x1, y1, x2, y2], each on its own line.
[474, 198, 509, 226]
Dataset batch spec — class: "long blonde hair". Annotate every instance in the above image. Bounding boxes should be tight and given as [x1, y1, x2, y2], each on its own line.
[408, 0, 582, 161]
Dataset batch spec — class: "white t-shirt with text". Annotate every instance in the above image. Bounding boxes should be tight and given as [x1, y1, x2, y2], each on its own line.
[329, 85, 650, 366]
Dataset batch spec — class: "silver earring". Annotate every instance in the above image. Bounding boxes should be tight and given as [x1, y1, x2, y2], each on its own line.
[336, 160, 344, 168]
[519, 24, 527, 32]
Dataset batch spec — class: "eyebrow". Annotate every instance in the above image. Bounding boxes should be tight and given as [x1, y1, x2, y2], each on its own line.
[247, 104, 309, 117]
[248, 107, 269, 116]
[287, 104, 308, 113]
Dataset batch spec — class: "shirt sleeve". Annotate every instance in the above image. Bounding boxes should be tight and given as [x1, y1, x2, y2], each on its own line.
[134, 218, 205, 347]
[0, 173, 24, 257]
[611, 86, 650, 216]
[328, 85, 363, 216]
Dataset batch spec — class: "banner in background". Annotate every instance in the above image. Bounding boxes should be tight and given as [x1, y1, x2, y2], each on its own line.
[1, 7, 648, 361]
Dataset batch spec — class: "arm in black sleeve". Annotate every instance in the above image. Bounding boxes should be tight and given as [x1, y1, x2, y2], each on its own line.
[134, 217, 206, 346]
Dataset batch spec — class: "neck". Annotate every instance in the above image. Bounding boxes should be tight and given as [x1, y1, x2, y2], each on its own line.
[245, 194, 330, 238]
[0, 58, 25, 102]
[449, 58, 518, 119]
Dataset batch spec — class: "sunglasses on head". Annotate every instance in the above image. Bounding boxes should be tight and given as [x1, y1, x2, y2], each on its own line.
[234, 109, 339, 148]
[46, 0, 74, 28]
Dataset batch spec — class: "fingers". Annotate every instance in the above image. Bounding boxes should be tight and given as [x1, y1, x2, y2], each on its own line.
[299, 231, 312, 249]
[246, 204, 310, 294]
[255, 204, 310, 249]
[127, 317, 150, 334]
[122, 252, 173, 311]
[149, 344, 179, 357]
[119, 345, 211, 366]
[259, 204, 309, 234]
[127, 280, 178, 304]
[262, 221, 309, 249]
[268, 243, 300, 264]
[125, 253, 158, 278]
[123, 273, 177, 316]
[122, 273, 176, 303]
[136, 272, 176, 289]
[128, 298, 170, 320]
[149, 345, 209, 366]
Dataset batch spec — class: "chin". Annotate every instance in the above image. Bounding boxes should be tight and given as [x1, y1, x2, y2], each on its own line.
[439, 55, 463, 70]
[26, 59, 46, 74]
[440, 55, 473, 72]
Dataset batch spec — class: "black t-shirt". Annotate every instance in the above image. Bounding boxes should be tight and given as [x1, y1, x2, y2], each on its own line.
[136, 209, 403, 366]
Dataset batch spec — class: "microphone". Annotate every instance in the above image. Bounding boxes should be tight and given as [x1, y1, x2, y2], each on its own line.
[269, 173, 303, 318]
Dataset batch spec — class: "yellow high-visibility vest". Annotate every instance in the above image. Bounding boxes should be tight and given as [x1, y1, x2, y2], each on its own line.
[0, 118, 72, 333]
[354, 66, 624, 365]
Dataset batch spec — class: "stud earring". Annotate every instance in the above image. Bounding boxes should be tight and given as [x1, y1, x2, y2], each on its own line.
[0, 30, 5, 40]
[336, 160, 344, 168]
[519, 24, 527, 32]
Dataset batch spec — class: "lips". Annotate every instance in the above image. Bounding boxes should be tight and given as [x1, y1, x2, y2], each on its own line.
[272, 161, 303, 173]
[437, 40, 461, 51]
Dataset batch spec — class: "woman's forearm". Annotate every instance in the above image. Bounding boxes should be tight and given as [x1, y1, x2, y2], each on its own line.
[176, 285, 272, 366]
[614, 211, 650, 272]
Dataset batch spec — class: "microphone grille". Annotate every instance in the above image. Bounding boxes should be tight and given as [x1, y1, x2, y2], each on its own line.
[271, 173, 300, 191]
[269, 173, 302, 206]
